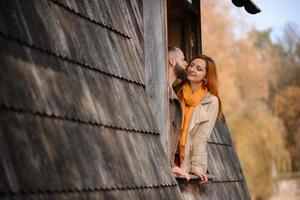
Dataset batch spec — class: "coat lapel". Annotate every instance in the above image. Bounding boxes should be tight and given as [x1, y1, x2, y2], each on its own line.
[188, 93, 212, 133]
[201, 92, 212, 105]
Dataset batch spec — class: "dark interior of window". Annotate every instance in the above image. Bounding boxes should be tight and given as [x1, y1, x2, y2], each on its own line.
[167, 0, 202, 61]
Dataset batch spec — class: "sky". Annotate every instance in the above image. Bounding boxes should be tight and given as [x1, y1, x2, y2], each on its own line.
[233, 0, 300, 42]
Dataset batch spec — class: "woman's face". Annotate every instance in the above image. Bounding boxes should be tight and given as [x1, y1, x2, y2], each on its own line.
[187, 58, 207, 83]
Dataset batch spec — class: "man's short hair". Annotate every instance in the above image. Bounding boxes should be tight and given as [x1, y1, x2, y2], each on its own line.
[168, 46, 178, 53]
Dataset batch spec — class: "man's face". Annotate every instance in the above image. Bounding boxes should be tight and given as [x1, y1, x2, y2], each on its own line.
[174, 49, 188, 80]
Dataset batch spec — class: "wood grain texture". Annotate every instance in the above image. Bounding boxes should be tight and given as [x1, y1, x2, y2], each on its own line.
[178, 181, 250, 200]
[0, 111, 176, 192]
[144, 0, 169, 150]
[0, 0, 182, 199]
[0, 0, 144, 84]
[0, 36, 156, 132]
[0, 186, 182, 200]
[208, 118, 233, 145]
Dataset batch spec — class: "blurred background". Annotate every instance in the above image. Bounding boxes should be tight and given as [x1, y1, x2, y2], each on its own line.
[202, 0, 300, 199]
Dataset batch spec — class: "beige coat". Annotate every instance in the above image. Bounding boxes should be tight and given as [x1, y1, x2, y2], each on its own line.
[181, 92, 219, 174]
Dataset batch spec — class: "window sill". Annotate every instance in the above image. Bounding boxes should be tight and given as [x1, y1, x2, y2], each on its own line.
[174, 173, 216, 181]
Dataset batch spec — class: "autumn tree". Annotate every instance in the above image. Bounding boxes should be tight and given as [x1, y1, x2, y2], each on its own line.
[254, 23, 300, 171]
[202, 1, 290, 199]
[272, 23, 300, 171]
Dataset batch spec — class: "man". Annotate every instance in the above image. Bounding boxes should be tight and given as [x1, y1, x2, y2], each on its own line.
[167, 46, 190, 180]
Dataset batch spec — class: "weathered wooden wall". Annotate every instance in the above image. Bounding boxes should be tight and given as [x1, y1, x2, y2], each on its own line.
[144, 0, 169, 151]
[0, 0, 183, 199]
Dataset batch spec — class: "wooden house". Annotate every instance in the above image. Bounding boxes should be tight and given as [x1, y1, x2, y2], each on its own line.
[0, 0, 260, 199]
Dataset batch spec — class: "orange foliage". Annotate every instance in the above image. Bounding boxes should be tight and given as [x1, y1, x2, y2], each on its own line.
[201, 1, 290, 199]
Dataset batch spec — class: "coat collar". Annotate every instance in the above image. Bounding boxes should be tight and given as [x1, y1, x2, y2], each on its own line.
[169, 84, 179, 101]
[201, 92, 213, 104]
[188, 92, 214, 131]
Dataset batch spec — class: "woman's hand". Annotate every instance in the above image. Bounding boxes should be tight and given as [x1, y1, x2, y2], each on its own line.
[195, 172, 208, 184]
[172, 166, 190, 181]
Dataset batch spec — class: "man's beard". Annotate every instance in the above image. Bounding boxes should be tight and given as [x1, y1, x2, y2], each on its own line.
[174, 64, 187, 80]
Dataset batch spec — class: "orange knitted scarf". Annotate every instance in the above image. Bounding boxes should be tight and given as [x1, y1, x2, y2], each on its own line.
[179, 82, 207, 164]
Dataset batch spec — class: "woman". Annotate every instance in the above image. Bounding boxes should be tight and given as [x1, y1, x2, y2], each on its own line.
[173, 54, 222, 183]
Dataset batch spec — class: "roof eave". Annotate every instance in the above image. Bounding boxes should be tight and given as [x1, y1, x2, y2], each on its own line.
[232, 0, 261, 14]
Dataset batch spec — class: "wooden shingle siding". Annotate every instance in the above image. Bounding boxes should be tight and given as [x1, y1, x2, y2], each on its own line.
[180, 181, 250, 200]
[0, 0, 144, 85]
[0, 186, 181, 200]
[0, 36, 156, 132]
[52, 0, 131, 38]
[53, 0, 145, 81]
[208, 145, 244, 181]
[0, 0, 183, 199]
[0, 111, 176, 191]
[209, 120, 232, 145]
[207, 119, 246, 183]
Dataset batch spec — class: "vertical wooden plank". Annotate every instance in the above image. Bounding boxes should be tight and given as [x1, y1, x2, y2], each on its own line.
[144, 0, 168, 150]
[197, 0, 202, 54]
